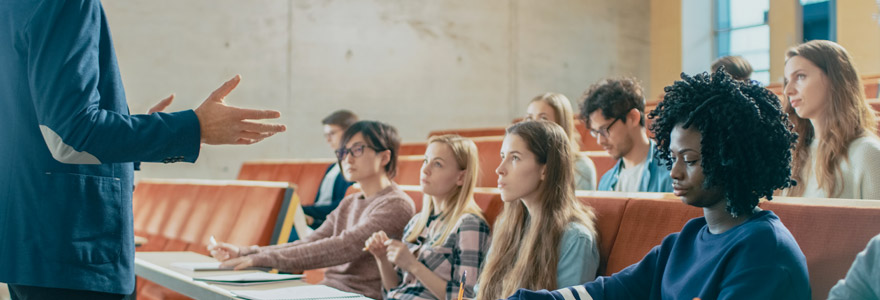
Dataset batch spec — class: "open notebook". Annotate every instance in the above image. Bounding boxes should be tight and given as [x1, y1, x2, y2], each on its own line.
[231, 285, 372, 300]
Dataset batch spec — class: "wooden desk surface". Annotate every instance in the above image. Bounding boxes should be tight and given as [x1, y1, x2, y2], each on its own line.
[135, 251, 309, 300]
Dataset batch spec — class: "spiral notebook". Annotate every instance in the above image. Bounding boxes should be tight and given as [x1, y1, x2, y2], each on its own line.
[231, 285, 372, 300]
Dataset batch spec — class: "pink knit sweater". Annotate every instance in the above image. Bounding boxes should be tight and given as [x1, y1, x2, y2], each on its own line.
[248, 183, 415, 299]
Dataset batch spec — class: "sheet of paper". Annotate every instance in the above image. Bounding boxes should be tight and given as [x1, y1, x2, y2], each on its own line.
[232, 285, 371, 300]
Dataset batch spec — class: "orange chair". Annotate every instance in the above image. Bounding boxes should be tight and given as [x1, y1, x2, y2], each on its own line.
[399, 142, 428, 156]
[473, 136, 504, 188]
[396, 155, 424, 186]
[133, 179, 294, 300]
[428, 127, 507, 138]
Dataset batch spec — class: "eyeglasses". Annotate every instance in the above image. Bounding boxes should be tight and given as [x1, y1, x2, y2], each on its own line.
[589, 118, 621, 139]
[335, 144, 380, 161]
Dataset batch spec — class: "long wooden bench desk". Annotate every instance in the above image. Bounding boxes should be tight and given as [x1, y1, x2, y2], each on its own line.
[135, 251, 314, 300]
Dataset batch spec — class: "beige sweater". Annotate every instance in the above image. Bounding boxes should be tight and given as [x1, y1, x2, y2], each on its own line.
[800, 136, 880, 199]
[248, 183, 415, 299]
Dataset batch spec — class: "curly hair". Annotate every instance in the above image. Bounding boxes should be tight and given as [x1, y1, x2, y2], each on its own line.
[580, 77, 646, 127]
[648, 69, 798, 216]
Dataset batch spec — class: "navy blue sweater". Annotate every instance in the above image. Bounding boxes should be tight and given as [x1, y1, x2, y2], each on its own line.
[507, 210, 811, 300]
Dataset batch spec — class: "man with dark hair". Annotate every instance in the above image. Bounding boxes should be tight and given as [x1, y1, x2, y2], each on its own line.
[298, 110, 360, 233]
[580, 77, 672, 192]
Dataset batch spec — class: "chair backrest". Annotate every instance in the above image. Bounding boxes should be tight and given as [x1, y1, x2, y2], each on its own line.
[604, 195, 702, 275]
[133, 179, 293, 254]
[396, 155, 424, 186]
[237, 159, 335, 206]
[399, 142, 428, 156]
[473, 136, 505, 188]
[762, 197, 880, 300]
[428, 127, 507, 138]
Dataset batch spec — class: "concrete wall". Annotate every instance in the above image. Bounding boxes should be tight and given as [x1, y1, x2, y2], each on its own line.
[102, 0, 651, 181]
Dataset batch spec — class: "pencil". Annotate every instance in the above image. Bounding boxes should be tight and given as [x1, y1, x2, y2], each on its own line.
[457, 270, 467, 300]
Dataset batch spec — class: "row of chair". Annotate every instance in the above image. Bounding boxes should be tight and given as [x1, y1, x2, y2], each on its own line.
[136, 156, 880, 300]
[132, 179, 297, 300]
[349, 184, 880, 300]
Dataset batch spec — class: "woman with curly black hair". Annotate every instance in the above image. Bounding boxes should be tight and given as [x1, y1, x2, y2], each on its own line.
[502, 70, 811, 300]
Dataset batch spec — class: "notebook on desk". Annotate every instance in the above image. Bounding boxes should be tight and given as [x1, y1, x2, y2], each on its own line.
[171, 262, 272, 272]
[193, 272, 304, 286]
[231, 285, 372, 300]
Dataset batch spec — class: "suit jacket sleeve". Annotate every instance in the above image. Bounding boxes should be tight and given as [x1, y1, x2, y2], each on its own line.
[25, 0, 200, 165]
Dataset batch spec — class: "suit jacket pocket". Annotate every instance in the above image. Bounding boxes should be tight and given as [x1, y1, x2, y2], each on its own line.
[37, 172, 123, 264]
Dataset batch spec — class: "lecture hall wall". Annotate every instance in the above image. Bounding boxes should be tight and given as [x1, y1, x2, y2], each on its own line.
[104, 0, 880, 181]
[104, 0, 652, 181]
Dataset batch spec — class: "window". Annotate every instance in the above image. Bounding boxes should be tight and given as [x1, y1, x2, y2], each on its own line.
[715, 0, 770, 84]
[802, 0, 835, 42]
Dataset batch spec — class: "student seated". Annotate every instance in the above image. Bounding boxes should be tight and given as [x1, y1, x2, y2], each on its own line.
[365, 134, 491, 300]
[208, 120, 415, 299]
[580, 77, 672, 192]
[525, 93, 598, 190]
[475, 120, 600, 300]
[711, 55, 753, 82]
[781, 40, 880, 200]
[828, 233, 880, 299]
[505, 70, 811, 300]
[301, 110, 358, 232]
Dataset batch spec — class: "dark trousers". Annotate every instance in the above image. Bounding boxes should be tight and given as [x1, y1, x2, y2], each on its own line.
[8, 284, 133, 300]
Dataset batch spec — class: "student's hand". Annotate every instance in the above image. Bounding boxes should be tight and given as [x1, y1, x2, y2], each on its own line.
[194, 75, 287, 145]
[148, 94, 175, 114]
[365, 231, 390, 258]
[208, 242, 243, 262]
[385, 239, 418, 272]
[305, 215, 314, 225]
[220, 255, 255, 270]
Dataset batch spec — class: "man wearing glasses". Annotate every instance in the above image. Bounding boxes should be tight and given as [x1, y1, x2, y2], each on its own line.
[580, 77, 672, 193]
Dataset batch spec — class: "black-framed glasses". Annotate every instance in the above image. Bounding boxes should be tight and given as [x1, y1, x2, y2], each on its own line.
[589, 118, 621, 139]
[336, 143, 380, 161]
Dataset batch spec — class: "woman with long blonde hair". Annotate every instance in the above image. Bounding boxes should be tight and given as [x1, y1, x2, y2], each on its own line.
[782, 40, 880, 199]
[525, 93, 598, 190]
[366, 134, 490, 300]
[475, 120, 599, 300]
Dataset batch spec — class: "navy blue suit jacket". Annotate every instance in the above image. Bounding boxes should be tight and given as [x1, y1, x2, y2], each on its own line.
[0, 0, 200, 294]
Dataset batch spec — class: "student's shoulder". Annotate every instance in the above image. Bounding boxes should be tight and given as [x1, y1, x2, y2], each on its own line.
[455, 213, 490, 232]
[849, 135, 880, 161]
[733, 211, 803, 256]
[562, 222, 596, 244]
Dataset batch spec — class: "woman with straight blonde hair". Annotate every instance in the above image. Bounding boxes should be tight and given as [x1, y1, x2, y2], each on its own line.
[525, 93, 598, 190]
[475, 120, 599, 300]
[366, 134, 491, 300]
[782, 40, 880, 199]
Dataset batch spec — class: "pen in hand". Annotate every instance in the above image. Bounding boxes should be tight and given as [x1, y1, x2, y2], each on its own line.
[457, 270, 467, 300]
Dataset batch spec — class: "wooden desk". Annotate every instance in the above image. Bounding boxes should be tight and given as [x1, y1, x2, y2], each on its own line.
[135, 251, 310, 300]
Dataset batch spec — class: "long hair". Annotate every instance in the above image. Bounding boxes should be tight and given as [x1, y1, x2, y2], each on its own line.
[783, 40, 878, 197]
[529, 93, 582, 151]
[475, 121, 597, 300]
[404, 135, 484, 247]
